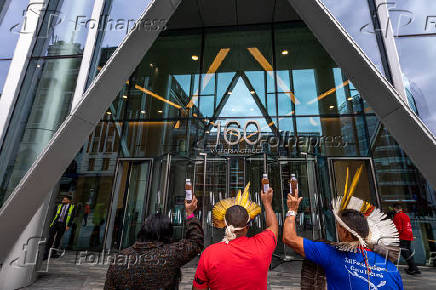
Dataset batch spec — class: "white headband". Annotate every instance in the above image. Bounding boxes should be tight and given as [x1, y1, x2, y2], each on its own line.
[222, 217, 251, 244]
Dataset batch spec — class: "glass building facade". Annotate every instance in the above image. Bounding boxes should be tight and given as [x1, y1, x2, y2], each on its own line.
[0, 0, 435, 267]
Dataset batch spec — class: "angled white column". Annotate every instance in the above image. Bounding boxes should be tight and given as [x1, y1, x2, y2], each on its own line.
[374, 0, 407, 101]
[287, 0, 436, 188]
[0, 0, 182, 261]
[0, 0, 49, 184]
[71, 0, 106, 110]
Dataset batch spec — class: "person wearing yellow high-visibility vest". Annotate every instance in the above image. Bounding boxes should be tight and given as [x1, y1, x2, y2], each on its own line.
[44, 195, 75, 259]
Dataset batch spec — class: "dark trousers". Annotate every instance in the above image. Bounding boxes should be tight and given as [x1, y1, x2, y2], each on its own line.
[83, 213, 88, 226]
[44, 222, 66, 257]
[400, 240, 419, 271]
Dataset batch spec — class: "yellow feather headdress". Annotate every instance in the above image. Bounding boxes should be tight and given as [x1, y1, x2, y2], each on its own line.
[212, 182, 261, 228]
[332, 165, 399, 251]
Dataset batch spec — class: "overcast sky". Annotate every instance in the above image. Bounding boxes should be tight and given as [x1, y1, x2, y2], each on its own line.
[392, 0, 436, 133]
[323, 0, 436, 134]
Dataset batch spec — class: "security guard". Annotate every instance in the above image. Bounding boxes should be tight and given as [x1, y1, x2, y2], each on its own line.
[44, 195, 75, 259]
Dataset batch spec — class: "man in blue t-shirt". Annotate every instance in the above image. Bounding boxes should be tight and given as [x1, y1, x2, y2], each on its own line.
[283, 190, 403, 290]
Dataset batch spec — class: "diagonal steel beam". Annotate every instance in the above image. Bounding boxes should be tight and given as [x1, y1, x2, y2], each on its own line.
[287, 0, 436, 189]
[239, 71, 280, 136]
[0, 0, 182, 260]
[207, 71, 240, 126]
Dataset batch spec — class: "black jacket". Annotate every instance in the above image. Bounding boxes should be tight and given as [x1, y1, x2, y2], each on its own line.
[104, 217, 204, 290]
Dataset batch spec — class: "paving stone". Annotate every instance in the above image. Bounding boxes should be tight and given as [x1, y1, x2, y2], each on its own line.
[23, 251, 436, 289]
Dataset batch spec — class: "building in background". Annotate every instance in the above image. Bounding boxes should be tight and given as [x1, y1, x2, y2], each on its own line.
[0, 0, 435, 288]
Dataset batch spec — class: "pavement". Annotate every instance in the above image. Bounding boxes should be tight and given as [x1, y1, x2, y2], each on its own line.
[24, 251, 436, 289]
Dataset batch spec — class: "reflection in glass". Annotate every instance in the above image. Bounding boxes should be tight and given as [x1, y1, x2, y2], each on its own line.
[0, 60, 12, 97]
[295, 116, 369, 156]
[200, 27, 275, 119]
[330, 159, 378, 206]
[32, 0, 95, 57]
[293, 69, 319, 115]
[397, 36, 436, 134]
[321, 0, 386, 75]
[0, 57, 82, 203]
[121, 162, 150, 248]
[0, 0, 30, 58]
[89, 0, 152, 81]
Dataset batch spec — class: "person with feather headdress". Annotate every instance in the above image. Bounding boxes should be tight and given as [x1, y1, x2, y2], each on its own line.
[192, 183, 278, 290]
[283, 166, 404, 290]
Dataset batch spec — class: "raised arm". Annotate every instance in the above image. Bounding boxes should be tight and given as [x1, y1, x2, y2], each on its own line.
[173, 196, 204, 267]
[261, 188, 278, 239]
[282, 190, 305, 257]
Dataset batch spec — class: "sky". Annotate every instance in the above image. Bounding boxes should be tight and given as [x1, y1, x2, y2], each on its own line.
[323, 0, 436, 134]
[391, 0, 436, 133]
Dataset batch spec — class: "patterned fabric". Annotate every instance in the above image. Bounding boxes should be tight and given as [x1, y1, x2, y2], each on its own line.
[300, 259, 326, 290]
[59, 205, 68, 222]
[104, 217, 203, 290]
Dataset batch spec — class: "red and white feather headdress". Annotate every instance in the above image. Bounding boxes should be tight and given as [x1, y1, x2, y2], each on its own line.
[332, 166, 399, 252]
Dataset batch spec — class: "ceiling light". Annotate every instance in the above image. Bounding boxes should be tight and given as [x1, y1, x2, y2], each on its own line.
[329, 105, 335, 109]
[140, 110, 146, 114]
[347, 97, 353, 101]
[228, 91, 232, 95]
[106, 111, 112, 115]
[122, 95, 128, 99]
[192, 55, 199, 61]
[281, 50, 289, 55]
[250, 90, 255, 95]
[158, 110, 163, 113]
[36, 64, 41, 68]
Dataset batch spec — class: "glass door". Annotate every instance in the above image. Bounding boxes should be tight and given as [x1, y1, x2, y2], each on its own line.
[164, 155, 195, 241]
[120, 161, 151, 248]
[328, 158, 380, 207]
[194, 155, 228, 245]
[279, 159, 320, 259]
[245, 154, 284, 256]
[105, 160, 151, 250]
[242, 157, 320, 261]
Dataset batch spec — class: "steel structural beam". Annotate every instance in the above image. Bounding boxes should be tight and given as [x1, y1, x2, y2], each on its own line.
[287, 0, 436, 188]
[0, 0, 181, 260]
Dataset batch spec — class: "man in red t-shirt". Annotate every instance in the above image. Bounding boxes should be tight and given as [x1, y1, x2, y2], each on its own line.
[393, 203, 421, 275]
[192, 188, 278, 290]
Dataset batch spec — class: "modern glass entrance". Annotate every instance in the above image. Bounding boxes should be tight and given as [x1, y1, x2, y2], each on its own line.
[105, 159, 152, 250]
[49, 21, 434, 264]
[102, 154, 323, 261]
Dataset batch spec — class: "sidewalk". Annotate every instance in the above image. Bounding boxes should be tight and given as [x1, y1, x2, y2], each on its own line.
[24, 252, 436, 289]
